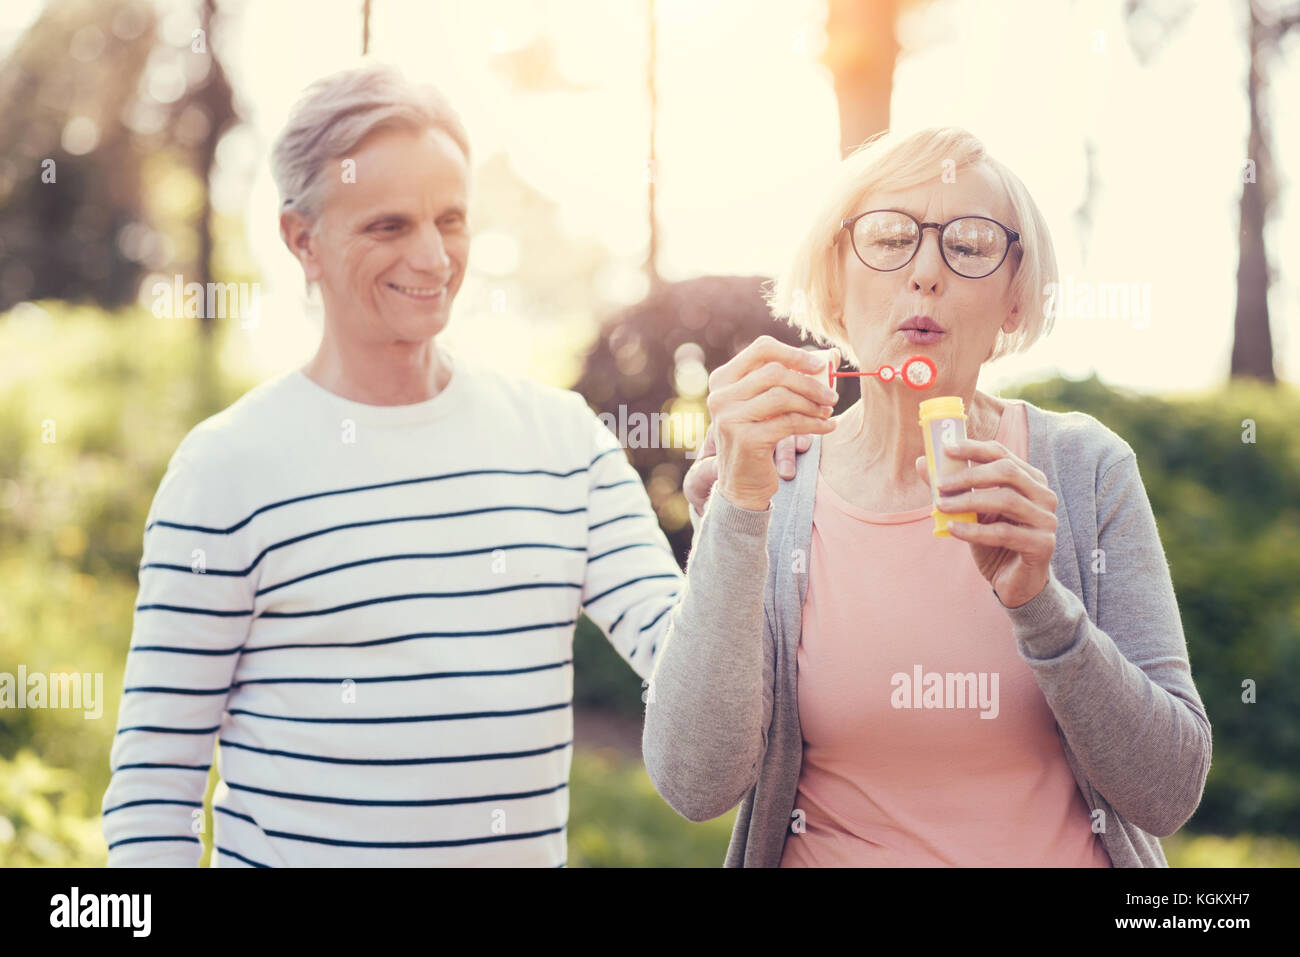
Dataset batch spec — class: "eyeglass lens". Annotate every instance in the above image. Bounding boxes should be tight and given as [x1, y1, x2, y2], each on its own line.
[851, 211, 1007, 278]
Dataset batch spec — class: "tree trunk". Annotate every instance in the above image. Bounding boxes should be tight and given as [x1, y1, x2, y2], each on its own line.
[822, 0, 900, 156]
[194, 0, 235, 342]
[1230, 2, 1276, 382]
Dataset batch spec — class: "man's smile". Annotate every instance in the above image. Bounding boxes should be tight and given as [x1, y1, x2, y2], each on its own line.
[387, 281, 448, 302]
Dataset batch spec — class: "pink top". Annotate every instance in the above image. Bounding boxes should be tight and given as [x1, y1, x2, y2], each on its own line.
[779, 400, 1113, 867]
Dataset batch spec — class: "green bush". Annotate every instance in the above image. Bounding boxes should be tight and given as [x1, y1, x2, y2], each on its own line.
[0, 750, 105, 867]
[1006, 374, 1300, 838]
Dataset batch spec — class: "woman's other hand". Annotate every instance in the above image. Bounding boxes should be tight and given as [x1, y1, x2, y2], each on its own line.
[915, 439, 1059, 607]
[708, 336, 839, 511]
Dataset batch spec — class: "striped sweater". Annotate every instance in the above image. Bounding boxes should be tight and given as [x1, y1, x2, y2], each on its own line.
[101, 353, 683, 866]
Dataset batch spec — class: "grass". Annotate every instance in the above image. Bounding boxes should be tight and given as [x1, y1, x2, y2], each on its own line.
[567, 748, 737, 867]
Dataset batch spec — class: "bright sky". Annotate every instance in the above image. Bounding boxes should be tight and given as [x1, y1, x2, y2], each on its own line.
[2, 0, 1296, 395]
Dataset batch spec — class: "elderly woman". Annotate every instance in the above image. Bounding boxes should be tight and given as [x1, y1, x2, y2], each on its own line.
[643, 126, 1211, 867]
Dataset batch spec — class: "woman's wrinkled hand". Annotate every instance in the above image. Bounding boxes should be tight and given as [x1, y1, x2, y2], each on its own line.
[914, 439, 1059, 608]
[706, 336, 839, 512]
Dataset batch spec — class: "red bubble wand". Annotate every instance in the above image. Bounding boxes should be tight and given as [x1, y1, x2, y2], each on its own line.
[827, 355, 937, 391]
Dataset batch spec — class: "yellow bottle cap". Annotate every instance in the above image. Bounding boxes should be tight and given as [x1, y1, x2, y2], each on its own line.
[918, 395, 966, 422]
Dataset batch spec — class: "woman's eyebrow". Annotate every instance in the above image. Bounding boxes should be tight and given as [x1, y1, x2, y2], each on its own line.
[873, 205, 997, 221]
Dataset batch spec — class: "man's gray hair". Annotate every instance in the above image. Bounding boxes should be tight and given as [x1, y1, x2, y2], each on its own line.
[271, 62, 471, 222]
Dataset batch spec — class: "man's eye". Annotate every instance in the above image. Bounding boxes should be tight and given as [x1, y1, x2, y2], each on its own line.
[372, 223, 401, 233]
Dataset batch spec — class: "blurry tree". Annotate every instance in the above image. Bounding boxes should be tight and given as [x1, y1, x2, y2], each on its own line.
[822, 0, 904, 157]
[0, 0, 158, 312]
[0, 0, 240, 334]
[1074, 139, 1101, 265]
[467, 152, 611, 333]
[1123, 0, 1295, 383]
[1229, 0, 1298, 383]
[573, 276, 809, 565]
[190, 0, 238, 337]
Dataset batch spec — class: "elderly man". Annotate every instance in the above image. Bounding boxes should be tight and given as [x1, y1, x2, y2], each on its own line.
[102, 63, 734, 867]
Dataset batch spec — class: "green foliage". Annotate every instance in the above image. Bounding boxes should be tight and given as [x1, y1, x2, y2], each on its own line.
[1161, 831, 1300, 867]
[1006, 373, 1300, 838]
[0, 750, 105, 867]
[573, 614, 646, 719]
[0, 302, 251, 867]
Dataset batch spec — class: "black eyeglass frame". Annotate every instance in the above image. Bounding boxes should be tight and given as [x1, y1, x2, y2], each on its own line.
[840, 208, 1021, 279]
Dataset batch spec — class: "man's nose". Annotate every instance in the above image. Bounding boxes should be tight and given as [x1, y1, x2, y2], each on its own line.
[408, 224, 452, 276]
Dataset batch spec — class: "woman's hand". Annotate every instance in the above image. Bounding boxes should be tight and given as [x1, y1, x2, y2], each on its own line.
[708, 336, 839, 511]
[914, 439, 1059, 608]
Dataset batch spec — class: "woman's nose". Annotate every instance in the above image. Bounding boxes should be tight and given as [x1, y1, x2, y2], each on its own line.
[909, 230, 944, 293]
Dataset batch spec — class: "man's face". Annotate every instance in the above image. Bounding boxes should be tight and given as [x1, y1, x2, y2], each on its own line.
[293, 125, 470, 344]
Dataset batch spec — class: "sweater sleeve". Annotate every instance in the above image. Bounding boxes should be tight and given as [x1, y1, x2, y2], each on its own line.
[998, 451, 1212, 838]
[641, 492, 772, 822]
[578, 406, 684, 682]
[101, 441, 254, 866]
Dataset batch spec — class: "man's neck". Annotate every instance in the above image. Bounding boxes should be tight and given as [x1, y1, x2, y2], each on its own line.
[302, 336, 453, 406]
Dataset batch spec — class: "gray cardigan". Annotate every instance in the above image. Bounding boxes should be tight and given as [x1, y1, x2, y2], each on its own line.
[642, 400, 1212, 867]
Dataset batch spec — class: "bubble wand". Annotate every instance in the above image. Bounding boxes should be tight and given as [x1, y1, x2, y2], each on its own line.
[826, 355, 937, 391]
[825, 354, 976, 538]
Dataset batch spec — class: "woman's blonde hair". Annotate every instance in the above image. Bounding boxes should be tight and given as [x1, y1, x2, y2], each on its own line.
[766, 126, 1058, 367]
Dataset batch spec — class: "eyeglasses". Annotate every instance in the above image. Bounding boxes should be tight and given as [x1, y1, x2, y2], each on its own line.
[840, 209, 1020, 279]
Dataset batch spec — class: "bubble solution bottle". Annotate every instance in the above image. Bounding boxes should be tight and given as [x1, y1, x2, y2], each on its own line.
[918, 396, 978, 537]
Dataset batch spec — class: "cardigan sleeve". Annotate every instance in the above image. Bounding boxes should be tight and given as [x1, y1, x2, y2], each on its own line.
[998, 451, 1212, 837]
[641, 493, 772, 823]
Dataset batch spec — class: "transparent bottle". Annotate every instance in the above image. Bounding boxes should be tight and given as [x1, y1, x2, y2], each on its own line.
[919, 396, 978, 537]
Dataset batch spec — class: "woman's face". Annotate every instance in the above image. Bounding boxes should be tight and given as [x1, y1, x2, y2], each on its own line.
[285, 124, 470, 345]
[836, 162, 1022, 389]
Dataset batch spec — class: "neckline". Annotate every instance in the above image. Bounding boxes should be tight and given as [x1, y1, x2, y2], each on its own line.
[289, 351, 469, 426]
[815, 399, 1021, 525]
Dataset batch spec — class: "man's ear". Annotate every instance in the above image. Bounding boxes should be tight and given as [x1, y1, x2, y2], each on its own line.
[280, 210, 323, 284]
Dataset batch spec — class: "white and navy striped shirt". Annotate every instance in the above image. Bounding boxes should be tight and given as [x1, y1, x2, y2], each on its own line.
[101, 353, 684, 866]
